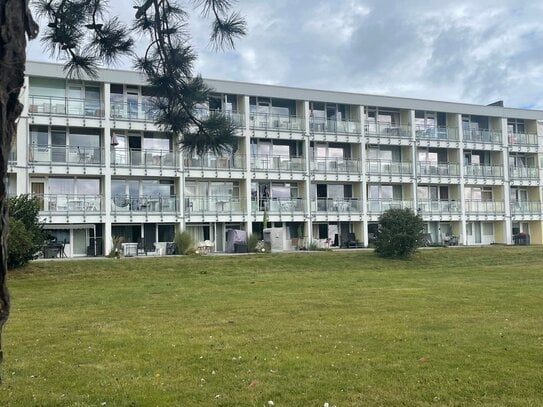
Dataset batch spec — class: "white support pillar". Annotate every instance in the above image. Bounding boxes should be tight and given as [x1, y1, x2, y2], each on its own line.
[409, 110, 418, 211]
[502, 117, 512, 244]
[359, 105, 369, 247]
[242, 95, 253, 236]
[303, 100, 313, 244]
[458, 114, 467, 246]
[103, 82, 113, 254]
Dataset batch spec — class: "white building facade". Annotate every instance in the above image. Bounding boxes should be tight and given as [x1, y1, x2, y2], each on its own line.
[7, 61, 543, 256]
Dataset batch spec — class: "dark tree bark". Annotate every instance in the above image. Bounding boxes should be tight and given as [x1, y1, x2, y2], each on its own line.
[0, 0, 38, 381]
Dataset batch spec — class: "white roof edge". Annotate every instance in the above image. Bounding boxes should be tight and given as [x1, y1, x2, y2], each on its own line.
[25, 61, 543, 120]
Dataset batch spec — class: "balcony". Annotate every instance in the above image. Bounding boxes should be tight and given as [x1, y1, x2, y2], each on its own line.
[37, 194, 104, 214]
[312, 158, 361, 174]
[251, 113, 303, 131]
[111, 148, 176, 169]
[30, 145, 104, 166]
[313, 198, 361, 212]
[416, 126, 459, 141]
[366, 160, 412, 176]
[29, 95, 104, 118]
[309, 119, 360, 134]
[367, 200, 413, 214]
[251, 155, 304, 172]
[417, 162, 460, 177]
[464, 164, 504, 178]
[253, 197, 305, 213]
[510, 201, 541, 215]
[417, 200, 461, 214]
[112, 195, 177, 214]
[463, 129, 502, 144]
[185, 153, 245, 170]
[110, 101, 157, 122]
[365, 122, 410, 139]
[198, 109, 245, 128]
[186, 196, 242, 215]
[509, 166, 539, 179]
[464, 200, 505, 214]
[508, 132, 538, 147]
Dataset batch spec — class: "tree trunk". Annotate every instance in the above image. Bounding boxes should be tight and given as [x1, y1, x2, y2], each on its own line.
[0, 0, 38, 382]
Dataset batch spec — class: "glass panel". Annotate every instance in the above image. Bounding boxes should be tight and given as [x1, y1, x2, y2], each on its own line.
[72, 229, 87, 255]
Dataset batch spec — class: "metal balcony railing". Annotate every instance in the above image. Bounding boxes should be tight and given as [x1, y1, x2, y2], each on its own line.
[111, 148, 176, 168]
[186, 196, 242, 215]
[29, 95, 105, 118]
[111, 195, 177, 214]
[250, 113, 303, 131]
[29, 145, 104, 165]
[463, 129, 502, 144]
[35, 194, 104, 213]
[364, 122, 411, 138]
[509, 166, 539, 179]
[510, 201, 541, 214]
[253, 197, 305, 213]
[366, 160, 412, 176]
[312, 157, 361, 174]
[416, 126, 459, 141]
[367, 200, 413, 214]
[313, 198, 361, 212]
[186, 153, 245, 170]
[417, 161, 460, 176]
[464, 200, 505, 214]
[464, 164, 503, 178]
[309, 119, 361, 134]
[508, 132, 538, 147]
[251, 155, 305, 172]
[417, 200, 461, 214]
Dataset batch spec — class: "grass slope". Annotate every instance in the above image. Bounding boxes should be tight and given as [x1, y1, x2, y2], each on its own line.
[1, 247, 542, 406]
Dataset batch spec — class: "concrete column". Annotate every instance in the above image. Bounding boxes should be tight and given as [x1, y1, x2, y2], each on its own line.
[103, 82, 112, 254]
[409, 110, 418, 211]
[242, 95, 252, 236]
[457, 114, 467, 245]
[359, 105, 369, 246]
[303, 100, 313, 243]
[501, 117, 512, 244]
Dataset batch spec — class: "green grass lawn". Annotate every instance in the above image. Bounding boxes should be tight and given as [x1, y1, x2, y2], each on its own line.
[1, 246, 542, 406]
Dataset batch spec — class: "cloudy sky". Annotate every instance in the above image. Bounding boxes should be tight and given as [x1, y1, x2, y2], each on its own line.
[27, 0, 543, 109]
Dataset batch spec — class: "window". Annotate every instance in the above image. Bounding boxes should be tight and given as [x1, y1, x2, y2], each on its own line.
[158, 225, 175, 242]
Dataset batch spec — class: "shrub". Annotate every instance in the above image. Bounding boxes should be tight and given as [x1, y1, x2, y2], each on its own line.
[7, 195, 44, 268]
[246, 233, 260, 252]
[175, 230, 193, 255]
[7, 218, 35, 269]
[373, 208, 424, 259]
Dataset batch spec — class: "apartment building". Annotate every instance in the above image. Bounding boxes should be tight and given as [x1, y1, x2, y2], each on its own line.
[7, 61, 543, 256]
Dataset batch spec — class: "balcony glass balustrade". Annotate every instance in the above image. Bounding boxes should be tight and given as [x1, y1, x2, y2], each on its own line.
[417, 161, 459, 176]
[367, 199, 413, 214]
[464, 200, 505, 214]
[29, 145, 103, 165]
[365, 122, 411, 138]
[186, 196, 242, 214]
[251, 113, 303, 131]
[509, 166, 539, 179]
[510, 201, 542, 214]
[29, 95, 104, 118]
[416, 126, 458, 141]
[186, 153, 245, 170]
[313, 198, 361, 212]
[36, 194, 103, 213]
[110, 101, 158, 122]
[111, 195, 177, 213]
[197, 109, 245, 128]
[366, 160, 412, 176]
[464, 164, 503, 178]
[111, 148, 176, 168]
[463, 129, 502, 143]
[417, 200, 461, 214]
[252, 197, 305, 213]
[312, 157, 361, 174]
[8, 149, 16, 163]
[309, 119, 360, 134]
[508, 132, 538, 147]
[251, 155, 304, 172]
